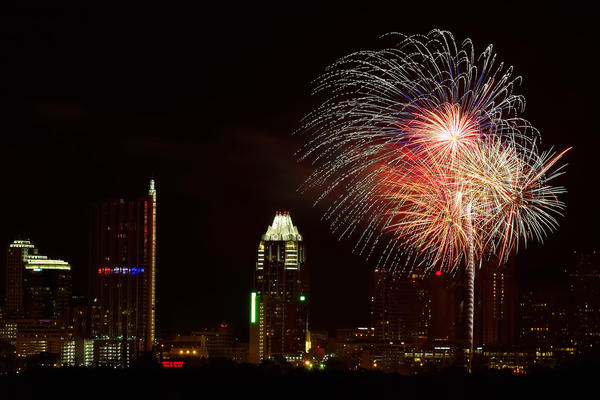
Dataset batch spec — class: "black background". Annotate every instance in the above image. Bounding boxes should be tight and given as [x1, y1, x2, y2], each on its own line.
[0, 4, 597, 339]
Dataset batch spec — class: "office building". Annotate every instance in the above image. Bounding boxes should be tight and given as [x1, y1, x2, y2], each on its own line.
[369, 270, 432, 343]
[15, 319, 72, 359]
[190, 325, 233, 358]
[249, 211, 308, 364]
[23, 257, 71, 320]
[5, 240, 37, 318]
[568, 251, 600, 354]
[90, 179, 157, 357]
[474, 259, 517, 348]
[519, 288, 570, 350]
[5, 240, 72, 320]
[61, 338, 94, 367]
[163, 325, 234, 360]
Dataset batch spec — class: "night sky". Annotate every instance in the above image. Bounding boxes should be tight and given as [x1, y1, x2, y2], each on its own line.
[1, 5, 598, 339]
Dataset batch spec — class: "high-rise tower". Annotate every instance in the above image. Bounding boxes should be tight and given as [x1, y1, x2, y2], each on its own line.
[369, 270, 430, 343]
[249, 211, 308, 364]
[23, 256, 72, 320]
[369, 269, 457, 344]
[474, 259, 517, 348]
[568, 251, 600, 354]
[5, 240, 72, 320]
[5, 240, 36, 318]
[90, 179, 157, 355]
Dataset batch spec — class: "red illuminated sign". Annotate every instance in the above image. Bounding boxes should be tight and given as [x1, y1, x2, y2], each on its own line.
[162, 361, 184, 368]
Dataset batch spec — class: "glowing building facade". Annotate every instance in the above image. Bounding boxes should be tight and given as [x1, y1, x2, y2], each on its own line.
[5, 240, 72, 320]
[249, 211, 308, 364]
[15, 319, 72, 359]
[23, 257, 72, 320]
[90, 179, 157, 357]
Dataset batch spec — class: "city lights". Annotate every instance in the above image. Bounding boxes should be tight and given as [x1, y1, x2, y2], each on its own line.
[0, 9, 597, 391]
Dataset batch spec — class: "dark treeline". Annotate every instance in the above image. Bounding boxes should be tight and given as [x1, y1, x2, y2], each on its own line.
[1, 358, 595, 399]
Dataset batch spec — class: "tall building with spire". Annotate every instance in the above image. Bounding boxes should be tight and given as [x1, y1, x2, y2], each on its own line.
[249, 211, 308, 364]
[89, 179, 157, 359]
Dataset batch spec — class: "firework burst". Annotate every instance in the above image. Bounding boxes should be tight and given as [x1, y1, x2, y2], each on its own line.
[298, 29, 569, 369]
[299, 30, 566, 274]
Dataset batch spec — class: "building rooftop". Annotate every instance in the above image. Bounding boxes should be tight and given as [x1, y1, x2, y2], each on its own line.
[24, 258, 71, 271]
[9, 240, 35, 249]
[262, 211, 302, 241]
[9, 239, 71, 271]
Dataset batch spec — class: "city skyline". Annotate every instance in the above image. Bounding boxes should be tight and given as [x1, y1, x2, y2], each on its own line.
[1, 5, 599, 341]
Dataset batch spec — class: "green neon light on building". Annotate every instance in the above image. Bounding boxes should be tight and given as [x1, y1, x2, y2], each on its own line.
[251, 292, 257, 323]
[299, 295, 306, 302]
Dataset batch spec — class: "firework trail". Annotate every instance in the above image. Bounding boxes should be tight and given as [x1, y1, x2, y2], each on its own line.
[298, 29, 569, 369]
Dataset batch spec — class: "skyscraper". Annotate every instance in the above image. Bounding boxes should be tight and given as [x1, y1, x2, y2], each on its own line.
[89, 179, 157, 355]
[5, 240, 37, 318]
[369, 270, 429, 342]
[568, 251, 600, 354]
[474, 259, 517, 348]
[23, 257, 72, 320]
[519, 288, 570, 350]
[370, 269, 456, 345]
[249, 211, 308, 364]
[5, 240, 72, 320]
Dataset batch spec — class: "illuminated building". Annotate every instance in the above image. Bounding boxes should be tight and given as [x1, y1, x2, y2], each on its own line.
[249, 211, 308, 364]
[335, 328, 454, 373]
[471, 347, 556, 371]
[163, 335, 209, 360]
[93, 339, 136, 368]
[69, 296, 100, 339]
[568, 251, 600, 354]
[0, 321, 17, 343]
[15, 319, 72, 359]
[162, 325, 234, 361]
[519, 288, 570, 351]
[336, 327, 376, 341]
[61, 339, 94, 367]
[90, 179, 157, 358]
[473, 259, 517, 348]
[5, 240, 72, 320]
[5, 240, 37, 318]
[190, 325, 233, 358]
[23, 258, 71, 320]
[369, 270, 431, 343]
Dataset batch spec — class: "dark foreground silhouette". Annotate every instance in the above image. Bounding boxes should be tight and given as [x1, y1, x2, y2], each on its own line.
[1, 358, 595, 399]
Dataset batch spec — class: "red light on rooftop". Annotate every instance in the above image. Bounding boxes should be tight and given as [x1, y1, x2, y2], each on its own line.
[435, 270, 442, 276]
